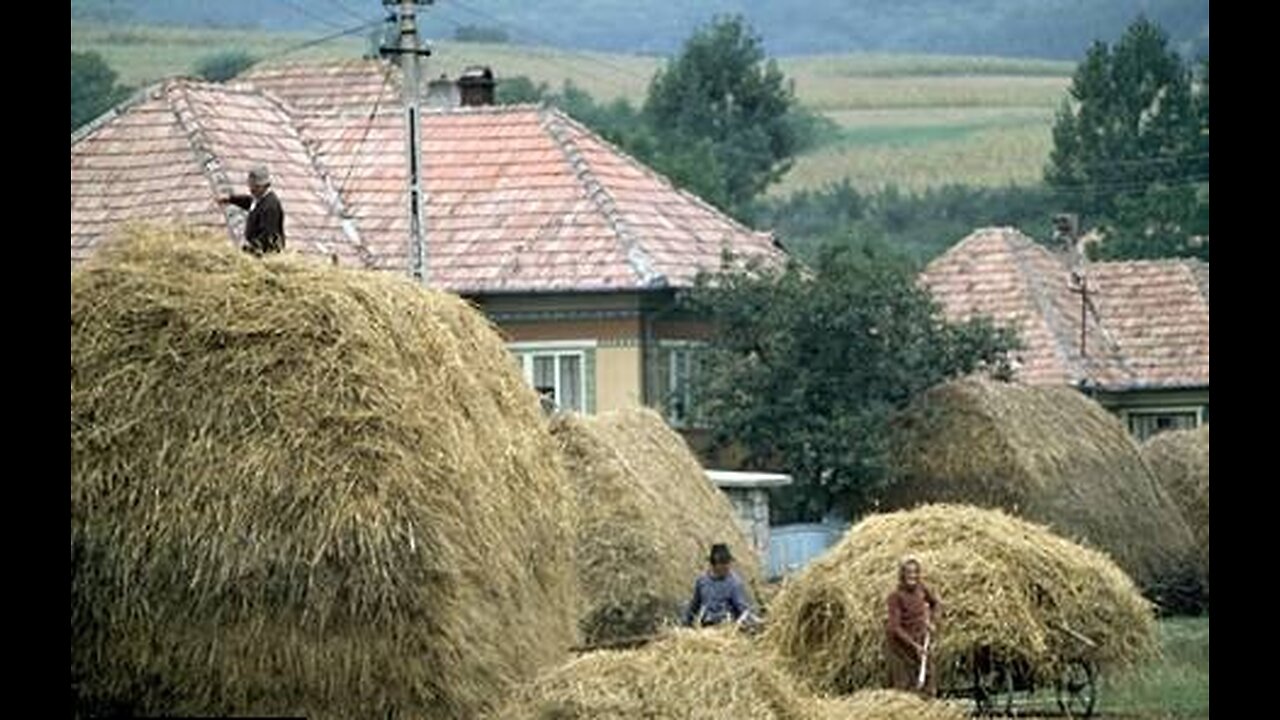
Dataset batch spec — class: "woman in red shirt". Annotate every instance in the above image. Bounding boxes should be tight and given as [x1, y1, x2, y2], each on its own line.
[885, 557, 941, 696]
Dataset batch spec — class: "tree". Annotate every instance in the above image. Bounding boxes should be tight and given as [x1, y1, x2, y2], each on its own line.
[683, 243, 1019, 522]
[1045, 16, 1206, 259]
[71, 51, 133, 133]
[193, 50, 258, 82]
[643, 15, 802, 217]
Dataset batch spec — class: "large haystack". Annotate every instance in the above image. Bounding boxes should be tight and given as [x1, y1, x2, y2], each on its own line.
[550, 408, 762, 644]
[491, 629, 948, 720]
[71, 227, 577, 719]
[1142, 425, 1210, 593]
[882, 377, 1200, 611]
[762, 505, 1158, 696]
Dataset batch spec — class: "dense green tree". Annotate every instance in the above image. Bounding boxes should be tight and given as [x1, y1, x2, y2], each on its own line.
[747, 182, 1062, 266]
[71, 51, 133, 133]
[643, 15, 802, 216]
[1046, 16, 1206, 259]
[683, 242, 1019, 522]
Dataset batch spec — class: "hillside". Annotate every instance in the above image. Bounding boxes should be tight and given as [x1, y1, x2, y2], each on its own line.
[72, 0, 1208, 60]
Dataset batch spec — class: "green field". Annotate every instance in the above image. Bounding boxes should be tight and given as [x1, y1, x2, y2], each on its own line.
[1099, 616, 1210, 719]
[70, 22, 1074, 195]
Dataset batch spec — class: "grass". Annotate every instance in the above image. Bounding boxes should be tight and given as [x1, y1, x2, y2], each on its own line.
[932, 616, 1209, 719]
[70, 21, 1075, 195]
[1097, 616, 1210, 719]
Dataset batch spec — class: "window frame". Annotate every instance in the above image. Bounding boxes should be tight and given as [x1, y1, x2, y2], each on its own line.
[1123, 405, 1206, 442]
[658, 339, 708, 429]
[508, 340, 596, 414]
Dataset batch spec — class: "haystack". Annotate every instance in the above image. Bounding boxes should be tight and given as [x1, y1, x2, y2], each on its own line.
[491, 628, 889, 720]
[71, 227, 577, 719]
[762, 504, 1158, 696]
[881, 377, 1200, 611]
[1142, 425, 1210, 593]
[550, 408, 762, 644]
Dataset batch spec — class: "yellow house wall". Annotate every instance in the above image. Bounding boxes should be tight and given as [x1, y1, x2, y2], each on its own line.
[595, 346, 643, 412]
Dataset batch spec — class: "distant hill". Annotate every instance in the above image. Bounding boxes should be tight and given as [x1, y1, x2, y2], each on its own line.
[72, 0, 1208, 61]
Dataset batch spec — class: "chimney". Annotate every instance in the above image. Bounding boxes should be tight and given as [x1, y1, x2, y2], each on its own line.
[425, 73, 460, 109]
[458, 66, 495, 107]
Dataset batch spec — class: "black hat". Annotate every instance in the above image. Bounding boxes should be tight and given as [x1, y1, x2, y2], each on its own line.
[709, 543, 733, 564]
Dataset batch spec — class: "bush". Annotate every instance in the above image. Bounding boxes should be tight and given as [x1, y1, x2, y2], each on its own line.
[193, 50, 257, 82]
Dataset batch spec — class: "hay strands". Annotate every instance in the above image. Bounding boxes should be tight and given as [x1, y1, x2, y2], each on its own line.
[569, 632, 664, 653]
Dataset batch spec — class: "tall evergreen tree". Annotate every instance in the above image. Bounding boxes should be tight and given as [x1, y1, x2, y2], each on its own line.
[1046, 17, 1206, 259]
[644, 15, 801, 217]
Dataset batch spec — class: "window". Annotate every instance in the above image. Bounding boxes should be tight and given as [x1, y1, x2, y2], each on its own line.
[1126, 408, 1202, 442]
[659, 341, 707, 428]
[509, 342, 594, 413]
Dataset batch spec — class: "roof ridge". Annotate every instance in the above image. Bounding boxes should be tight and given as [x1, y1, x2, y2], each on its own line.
[540, 106, 667, 289]
[1078, 270, 1139, 386]
[547, 108, 776, 245]
[164, 81, 241, 248]
[1003, 230, 1086, 384]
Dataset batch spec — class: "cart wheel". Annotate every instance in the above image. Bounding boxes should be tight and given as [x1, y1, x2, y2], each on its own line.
[972, 662, 1013, 716]
[1055, 659, 1097, 718]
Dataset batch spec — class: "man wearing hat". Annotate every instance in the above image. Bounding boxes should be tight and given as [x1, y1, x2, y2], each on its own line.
[682, 543, 755, 627]
[218, 165, 285, 255]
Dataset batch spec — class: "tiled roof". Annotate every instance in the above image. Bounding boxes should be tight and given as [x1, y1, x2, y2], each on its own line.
[71, 60, 783, 293]
[920, 228, 1209, 392]
[71, 80, 367, 267]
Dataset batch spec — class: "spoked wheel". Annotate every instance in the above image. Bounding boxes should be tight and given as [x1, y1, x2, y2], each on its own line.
[972, 659, 1013, 716]
[1055, 659, 1097, 718]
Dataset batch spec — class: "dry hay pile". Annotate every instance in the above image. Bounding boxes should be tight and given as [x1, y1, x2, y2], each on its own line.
[762, 504, 1158, 696]
[71, 227, 577, 719]
[1142, 425, 1210, 594]
[491, 628, 946, 720]
[550, 408, 762, 645]
[881, 377, 1200, 612]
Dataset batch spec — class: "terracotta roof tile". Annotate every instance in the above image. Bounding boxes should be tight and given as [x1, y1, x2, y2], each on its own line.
[71, 60, 785, 292]
[921, 228, 1209, 392]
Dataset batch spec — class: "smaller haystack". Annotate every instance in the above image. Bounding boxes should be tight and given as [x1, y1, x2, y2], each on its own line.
[762, 504, 1158, 696]
[71, 227, 577, 719]
[882, 377, 1199, 611]
[1142, 425, 1210, 593]
[492, 628, 930, 720]
[551, 408, 762, 644]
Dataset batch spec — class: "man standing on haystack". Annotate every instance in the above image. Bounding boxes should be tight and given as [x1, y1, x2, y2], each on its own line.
[885, 557, 941, 696]
[218, 166, 285, 255]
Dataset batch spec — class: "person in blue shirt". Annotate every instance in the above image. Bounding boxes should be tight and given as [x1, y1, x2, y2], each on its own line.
[683, 543, 754, 627]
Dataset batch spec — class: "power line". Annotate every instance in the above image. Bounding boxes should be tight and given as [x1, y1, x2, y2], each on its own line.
[444, 0, 654, 85]
[425, 6, 640, 99]
[1045, 174, 1210, 197]
[320, 0, 374, 25]
[270, 0, 350, 31]
[256, 18, 386, 64]
[337, 62, 398, 197]
[1056, 151, 1210, 171]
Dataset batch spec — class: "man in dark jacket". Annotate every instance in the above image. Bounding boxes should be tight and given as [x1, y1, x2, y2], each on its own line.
[683, 543, 755, 627]
[219, 166, 285, 255]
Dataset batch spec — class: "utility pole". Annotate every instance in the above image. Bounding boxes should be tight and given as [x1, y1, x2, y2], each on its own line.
[381, 1, 433, 284]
